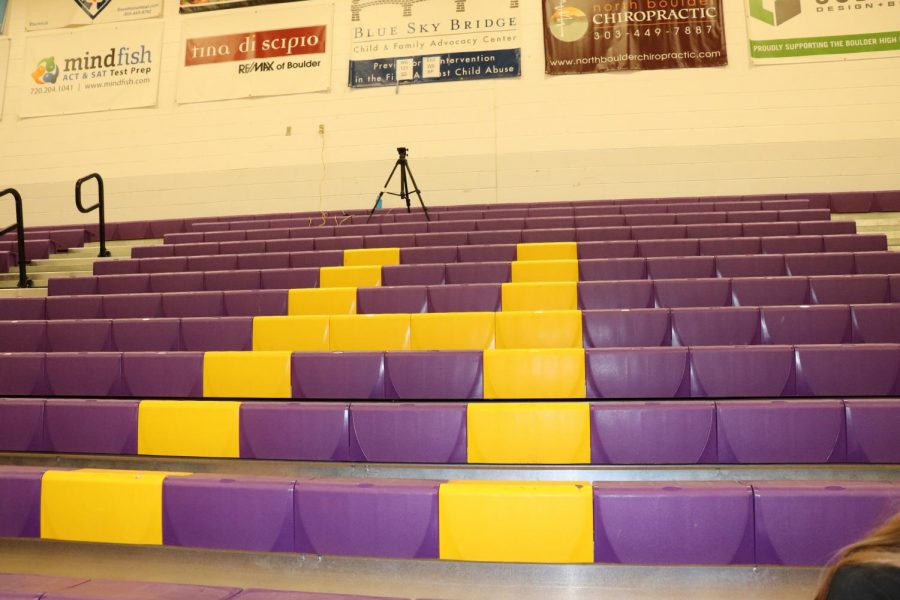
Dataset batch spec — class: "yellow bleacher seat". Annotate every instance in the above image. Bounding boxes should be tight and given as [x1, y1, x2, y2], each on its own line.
[410, 312, 496, 351]
[203, 351, 292, 398]
[329, 314, 411, 351]
[467, 403, 590, 464]
[439, 480, 593, 563]
[494, 310, 583, 349]
[516, 242, 578, 262]
[510, 260, 579, 283]
[343, 247, 401, 267]
[319, 265, 382, 288]
[501, 282, 578, 311]
[483, 349, 586, 399]
[138, 401, 241, 458]
[288, 287, 357, 316]
[253, 316, 330, 351]
[41, 469, 188, 545]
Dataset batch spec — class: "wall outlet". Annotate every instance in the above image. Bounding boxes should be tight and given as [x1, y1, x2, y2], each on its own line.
[285, 126, 292, 136]
[318, 124, 325, 135]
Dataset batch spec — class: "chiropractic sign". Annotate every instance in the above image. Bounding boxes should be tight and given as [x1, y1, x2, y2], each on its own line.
[745, 0, 900, 64]
[27, 0, 162, 31]
[543, 0, 727, 74]
[348, 0, 521, 88]
[178, 3, 332, 103]
[21, 21, 163, 118]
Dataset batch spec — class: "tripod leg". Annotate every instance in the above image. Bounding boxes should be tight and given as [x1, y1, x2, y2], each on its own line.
[404, 163, 430, 222]
[400, 160, 412, 213]
[367, 159, 402, 224]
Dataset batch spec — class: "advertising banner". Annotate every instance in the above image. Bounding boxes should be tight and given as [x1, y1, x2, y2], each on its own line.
[21, 21, 163, 118]
[180, 0, 309, 14]
[0, 0, 8, 34]
[746, 0, 900, 64]
[348, 0, 521, 88]
[543, 0, 727, 74]
[27, 0, 163, 31]
[178, 3, 332, 104]
[0, 37, 9, 119]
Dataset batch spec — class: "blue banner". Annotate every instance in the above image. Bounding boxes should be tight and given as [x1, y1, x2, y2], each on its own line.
[349, 49, 520, 88]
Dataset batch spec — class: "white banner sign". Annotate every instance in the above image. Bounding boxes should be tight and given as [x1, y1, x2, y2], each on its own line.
[0, 37, 9, 119]
[746, 0, 900, 64]
[177, 4, 333, 104]
[21, 21, 163, 118]
[27, 0, 163, 31]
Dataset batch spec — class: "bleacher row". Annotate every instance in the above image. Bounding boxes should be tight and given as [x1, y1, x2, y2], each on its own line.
[1, 466, 898, 566]
[0, 398, 896, 464]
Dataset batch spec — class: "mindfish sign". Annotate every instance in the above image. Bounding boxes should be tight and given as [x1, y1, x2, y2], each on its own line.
[349, 0, 521, 88]
[27, 0, 162, 31]
[178, 3, 332, 103]
[543, 0, 728, 74]
[746, 0, 900, 64]
[21, 21, 163, 118]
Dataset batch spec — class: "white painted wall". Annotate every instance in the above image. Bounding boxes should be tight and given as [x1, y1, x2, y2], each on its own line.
[0, 0, 898, 227]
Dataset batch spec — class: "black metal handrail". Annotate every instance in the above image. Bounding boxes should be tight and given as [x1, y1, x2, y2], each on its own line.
[75, 173, 110, 258]
[0, 188, 33, 288]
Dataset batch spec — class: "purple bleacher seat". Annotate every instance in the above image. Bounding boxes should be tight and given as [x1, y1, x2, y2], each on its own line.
[845, 399, 900, 463]
[438, 210, 482, 221]
[829, 191, 874, 213]
[337, 225, 381, 237]
[226, 290, 288, 317]
[165, 232, 203, 244]
[753, 481, 900, 566]
[574, 215, 626, 228]
[574, 205, 620, 216]
[382, 264, 445, 286]
[46, 296, 104, 320]
[715, 255, 784, 278]
[727, 211, 779, 224]
[787, 193, 830, 209]
[716, 201, 758, 212]
[384, 352, 483, 400]
[122, 352, 203, 398]
[290, 250, 344, 269]
[520, 228, 577, 243]
[577, 241, 638, 259]
[637, 239, 698, 257]
[854, 251, 900, 274]
[46, 353, 124, 397]
[358, 286, 428, 314]
[238, 253, 292, 271]
[444, 262, 510, 284]
[47, 277, 98, 297]
[0, 322, 46, 352]
[646, 256, 715, 279]
[163, 291, 225, 318]
[0, 467, 47, 538]
[46, 320, 113, 352]
[163, 475, 295, 553]
[294, 478, 440, 559]
[684, 224, 742, 239]
[292, 353, 385, 399]
[699, 237, 761, 256]
[392, 213, 427, 224]
[765, 200, 808, 211]
[427, 284, 501, 312]
[315, 236, 364, 251]
[139, 257, 189, 274]
[625, 214, 676, 227]
[427, 220, 475, 233]
[290, 226, 336, 239]
[365, 234, 416, 249]
[761, 236, 823, 254]
[731, 277, 809, 306]
[795, 345, 900, 396]
[240, 403, 349, 461]
[0, 399, 44, 451]
[851, 305, 900, 343]
[761, 306, 851, 344]
[260, 268, 319, 290]
[741, 222, 798, 237]
[97, 274, 151, 295]
[874, 190, 900, 212]
[582, 309, 670, 348]
[349, 403, 466, 463]
[247, 228, 292, 242]
[150, 219, 186, 238]
[0, 354, 47, 396]
[671, 307, 760, 346]
[579, 258, 646, 281]
[401, 246, 458, 265]
[204, 270, 262, 292]
[785, 253, 854, 276]
[149, 272, 205, 293]
[102, 293, 163, 319]
[112, 318, 180, 352]
[476, 219, 525, 233]
[781, 208, 831, 222]
[189, 255, 238, 273]
[823, 233, 887, 253]
[0, 297, 46, 321]
[41, 579, 242, 600]
[798, 221, 855, 235]
[457, 244, 517, 263]
[586, 348, 689, 398]
[467, 230, 523, 245]
[490, 209, 528, 219]
[676, 213, 728, 225]
[381, 222, 428, 235]
[43, 399, 138, 455]
[181, 317, 252, 351]
[809, 275, 890, 305]
[575, 227, 632, 242]
[414, 232, 468, 248]
[632, 226, 688, 242]
[173, 242, 219, 257]
[620, 205, 658, 215]
[653, 279, 731, 308]
[206, 231, 247, 243]
[594, 482, 754, 565]
[690, 346, 796, 397]
[266, 239, 315, 253]
[590, 402, 716, 464]
[114, 221, 151, 240]
[0, 573, 87, 598]
[579, 281, 654, 310]
[529, 207, 573, 218]
[526, 216, 575, 229]
[717, 400, 846, 463]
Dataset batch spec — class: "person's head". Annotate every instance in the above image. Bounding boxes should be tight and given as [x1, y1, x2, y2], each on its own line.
[814, 511, 900, 600]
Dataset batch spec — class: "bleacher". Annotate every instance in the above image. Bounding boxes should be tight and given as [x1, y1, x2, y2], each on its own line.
[1, 192, 899, 597]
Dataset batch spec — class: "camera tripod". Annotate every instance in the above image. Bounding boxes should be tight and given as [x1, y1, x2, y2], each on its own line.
[367, 147, 430, 223]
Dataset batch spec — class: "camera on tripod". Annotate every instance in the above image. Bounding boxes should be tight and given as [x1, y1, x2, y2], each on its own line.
[367, 147, 430, 223]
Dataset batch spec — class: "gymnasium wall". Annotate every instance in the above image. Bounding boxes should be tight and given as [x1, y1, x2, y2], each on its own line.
[0, 0, 898, 226]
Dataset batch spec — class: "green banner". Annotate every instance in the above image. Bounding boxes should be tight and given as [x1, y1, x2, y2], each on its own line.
[751, 30, 900, 59]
